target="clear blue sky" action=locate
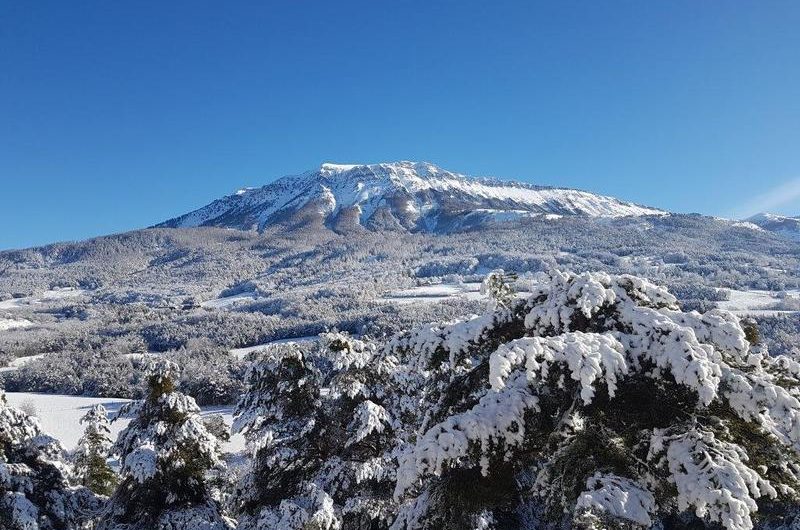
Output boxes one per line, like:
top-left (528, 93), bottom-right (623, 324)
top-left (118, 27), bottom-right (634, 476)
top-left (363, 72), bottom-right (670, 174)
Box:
top-left (2, 1), bottom-right (799, 249)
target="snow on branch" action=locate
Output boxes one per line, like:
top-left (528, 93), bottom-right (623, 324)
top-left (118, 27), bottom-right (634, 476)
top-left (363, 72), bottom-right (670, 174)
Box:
top-left (649, 427), bottom-right (777, 530)
top-left (489, 332), bottom-right (627, 404)
top-left (394, 371), bottom-right (539, 498)
top-left (575, 473), bottom-right (656, 526)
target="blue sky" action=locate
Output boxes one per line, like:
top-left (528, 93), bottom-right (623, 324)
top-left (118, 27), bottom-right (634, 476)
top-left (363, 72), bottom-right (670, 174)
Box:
top-left (2, 1), bottom-right (799, 249)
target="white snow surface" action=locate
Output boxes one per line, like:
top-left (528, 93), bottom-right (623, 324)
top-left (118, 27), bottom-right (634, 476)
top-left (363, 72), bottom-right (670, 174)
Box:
top-left (201, 291), bottom-right (260, 309)
top-left (0, 288), bottom-right (85, 310)
top-left (380, 282), bottom-right (485, 305)
top-left (0, 353), bottom-right (45, 373)
top-left (229, 335), bottom-right (318, 360)
top-left (717, 288), bottom-right (800, 316)
top-left (4, 392), bottom-right (245, 453)
top-left (0, 317), bottom-right (34, 331)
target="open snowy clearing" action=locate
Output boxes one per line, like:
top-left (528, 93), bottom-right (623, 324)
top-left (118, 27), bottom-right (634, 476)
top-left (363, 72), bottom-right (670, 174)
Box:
top-left (380, 281), bottom-right (534, 305)
top-left (230, 335), bottom-right (318, 359)
top-left (717, 288), bottom-right (800, 316)
top-left (0, 288), bottom-right (85, 310)
top-left (201, 291), bottom-right (261, 309)
top-left (0, 353), bottom-right (46, 373)
top-left (380, 282), bottom-right (486, 305)
top-left (5, 392), bottom-right (245, 453)
top-left (0, 316), bottom-right (34, 330)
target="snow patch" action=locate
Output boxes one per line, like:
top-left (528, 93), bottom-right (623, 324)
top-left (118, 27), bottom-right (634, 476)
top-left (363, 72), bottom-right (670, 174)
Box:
top-left (229, 336), bottom-right (318, 360)
top-left (3, 392), bottom-right (246, 453)
top-left (0, 354), bottom-right (46, 373)
top-left (0, 317), bottom-right (34, 331)
top-left (0, 288), bottom-right (85, 311)
top-left (717, 288), bottom-right (800, 316)
top-left (201, 291), bottom-right (260, 309)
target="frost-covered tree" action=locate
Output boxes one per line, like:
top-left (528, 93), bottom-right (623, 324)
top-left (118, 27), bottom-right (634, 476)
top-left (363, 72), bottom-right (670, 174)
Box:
top-left (0, 389), bottom-right (99, 529)
top-left (98, 359), bottom-right (233, 530)
top-left (232, 343), bottom-right (325, 527)
top-left (233, 332), bottom-right (398, 530)
top-left (389, 270), bottom-right (800, 530)
top-left (480, 269), bottom-right (517, 310)
top-left (74, 404), bottom-right (117, 496)
top-left (316, 332), bottom-right (397, 529)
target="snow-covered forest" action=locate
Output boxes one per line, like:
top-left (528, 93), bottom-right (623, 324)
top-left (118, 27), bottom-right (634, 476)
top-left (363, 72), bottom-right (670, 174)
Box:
top-left (3, 269), bottom-right (800, 529)
top-left (2, 201), bottom-right (800, 529)
top-left (2, 214), bottom-right (799, 399)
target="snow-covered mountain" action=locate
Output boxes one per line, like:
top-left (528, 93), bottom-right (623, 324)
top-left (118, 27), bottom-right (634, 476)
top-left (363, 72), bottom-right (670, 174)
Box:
top-left (746, 212), bottom-right (800, 241)
top-left (157, 161), bottom-right (665, 233)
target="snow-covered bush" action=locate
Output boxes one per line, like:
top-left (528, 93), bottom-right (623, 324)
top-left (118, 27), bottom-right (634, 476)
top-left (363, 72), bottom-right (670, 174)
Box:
top-left (98, 359), bottom-right (233, 530)
top-left (388, 270), bottom-right (800, 529)
top-left (0, 388), bottom-right (100, 529)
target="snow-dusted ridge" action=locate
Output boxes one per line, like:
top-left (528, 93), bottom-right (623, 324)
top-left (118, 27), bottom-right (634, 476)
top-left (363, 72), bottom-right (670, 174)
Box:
top-left (157, 161), bottom-right (666, 233)
top-left (746, 212), bottom-right (800, 241)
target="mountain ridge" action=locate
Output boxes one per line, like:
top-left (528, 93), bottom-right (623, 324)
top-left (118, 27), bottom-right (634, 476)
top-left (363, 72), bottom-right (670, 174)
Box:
top-left (746, 212), bottom-right (800, 241)
top-left (156, 161), bottom-right (666, 233)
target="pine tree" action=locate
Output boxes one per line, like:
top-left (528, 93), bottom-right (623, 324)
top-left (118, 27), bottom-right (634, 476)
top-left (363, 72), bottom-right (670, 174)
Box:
top-left (316, 332), bottom-right (397, 529)
top-left (389, 270), bottom-right (800, 530)
top-left (74, 404), bottom-right (117, 496)
top-left (0, 388), bottom-right (100, 529)
top-left (98, 358), bottom-right (233, 530)
top-left (232, 343), bottom-right (329, 528)
top-left (480, 269), bottom-right (518, 310)
top-left (233, 333), bottom-right (398, 530)
top-left (218, 269), bottom-right (800, 529)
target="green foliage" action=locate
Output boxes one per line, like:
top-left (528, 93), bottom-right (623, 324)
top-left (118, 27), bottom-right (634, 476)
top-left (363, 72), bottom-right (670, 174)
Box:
top-left (741, 318), bottom-right (760, 346)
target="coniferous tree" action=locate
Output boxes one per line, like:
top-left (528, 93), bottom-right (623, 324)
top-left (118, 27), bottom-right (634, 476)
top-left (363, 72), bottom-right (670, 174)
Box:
top-left (0, 389), bottom-right (100, 529)
top-left (74, 404), bottom-right (117, 496)
top-left (480, 269), bottom-right (518, 309)
top-left (232, 343), bottom-right (328, 528)
top-left (233, 332), bottom-right (398, 530)
top-left (98, 358), bottom-right (233, 530)
top-left (389, 271), bottom-right (800, 530)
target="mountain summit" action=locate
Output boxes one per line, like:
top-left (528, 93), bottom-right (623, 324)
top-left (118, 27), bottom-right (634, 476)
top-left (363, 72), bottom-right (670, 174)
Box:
top-left (157, 161), bottom-right (665, 233)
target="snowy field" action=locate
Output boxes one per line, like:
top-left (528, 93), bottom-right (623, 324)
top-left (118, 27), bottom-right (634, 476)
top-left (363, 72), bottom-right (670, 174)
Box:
top-left (201, 291), bottom-right (260, 309)
top-left (380, 282), bottom-right (486, 305)
top-left (0, 316), bottom-right (34, 330)
top-left (5, 392), bottom-right (245, 453)
top-left (717, 288), bottom-right (800, 316)
top-left (0, 353), bottom-right (45, 373)
top-left (380, 281), bottom-right (534, 305)
top-left (0, 288), bottom-right (85, 310)
top-left (230, 335), bottom-right (318, 359)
